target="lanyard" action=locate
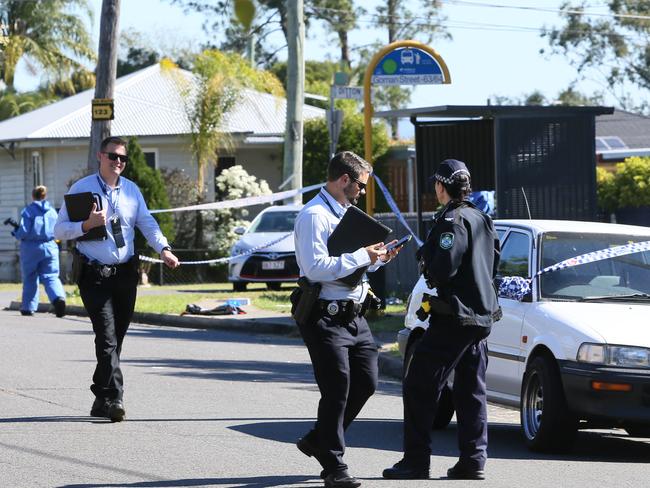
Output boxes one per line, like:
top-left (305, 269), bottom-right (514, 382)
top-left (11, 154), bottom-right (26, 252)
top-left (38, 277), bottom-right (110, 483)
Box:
top-left (319, 190), bottom-right (342, 219)
top-left (96, 175), bottom-right (120, 215)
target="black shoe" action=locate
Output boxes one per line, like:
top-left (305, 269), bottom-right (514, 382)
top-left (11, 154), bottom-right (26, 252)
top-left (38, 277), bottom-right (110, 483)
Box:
top-left (447, 463), bottom-right (485, 480)
top-left (20, 310), bottom-right (34, 316)
top-left (108, 399), bottom-right (126, 422)
top-left (53, 298), bottom-right (66, 318)
top-left (382, 459), bottom-right (430, 480)
top-left (324, 470), bottom-right (361, 488)
top-left (90, 397), bottom-right (110, 417)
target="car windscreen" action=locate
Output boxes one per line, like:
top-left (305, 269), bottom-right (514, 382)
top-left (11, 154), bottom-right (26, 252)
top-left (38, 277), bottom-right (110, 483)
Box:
top-left (247, 211), bottom-right (298, 233)
top-left (539, 232), bottom-right (650, 300)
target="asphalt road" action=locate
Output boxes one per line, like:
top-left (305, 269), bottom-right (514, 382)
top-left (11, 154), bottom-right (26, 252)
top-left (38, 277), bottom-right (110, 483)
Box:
top-left (1, 309), bottom-right (648, 488)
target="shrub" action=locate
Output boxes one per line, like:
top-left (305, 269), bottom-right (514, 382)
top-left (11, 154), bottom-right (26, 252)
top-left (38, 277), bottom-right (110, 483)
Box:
top-left (596, 157), bottom-right (650, 212)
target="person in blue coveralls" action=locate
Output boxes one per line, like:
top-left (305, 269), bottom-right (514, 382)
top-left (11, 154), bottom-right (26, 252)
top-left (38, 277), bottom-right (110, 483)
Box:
top-left (12, 185), bottom-right (66, 317)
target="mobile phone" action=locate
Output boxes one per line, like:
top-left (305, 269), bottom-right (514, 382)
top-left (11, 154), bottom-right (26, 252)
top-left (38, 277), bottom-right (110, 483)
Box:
top-left (385, 234), bottom-right (412, 252)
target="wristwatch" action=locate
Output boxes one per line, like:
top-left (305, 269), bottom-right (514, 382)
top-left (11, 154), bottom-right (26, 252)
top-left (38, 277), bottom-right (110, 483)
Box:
top-left (161, 246), bottom-right (172, 253)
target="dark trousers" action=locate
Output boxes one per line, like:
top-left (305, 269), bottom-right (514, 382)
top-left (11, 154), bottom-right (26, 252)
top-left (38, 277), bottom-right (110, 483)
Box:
top-left (78, 263), bottom-right (138, 400)
top-left (403, 318), bottom-right (490, 469)
top-left (298, 313), bottom-right (379, 474)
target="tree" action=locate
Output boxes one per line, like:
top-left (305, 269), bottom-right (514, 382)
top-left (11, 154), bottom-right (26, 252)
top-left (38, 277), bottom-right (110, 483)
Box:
top-left (0, 90), bottom-right (58, 120)
top-left (543, 1), bottom-right (650, 112)
top-left (0, 0), bottom-right (95, 91)
top-left (121, 137), bottom-right (175, 255)
top-left (490, 87), bottom-right (603, 106)
top-left (160, 167), bottom-right (200, 250)
top-left (270, 59), bottom-right (338, 108)
top-left (302, 107), bottom-right (390, 191)
top-left (307, 0), bottom-right (362, 70)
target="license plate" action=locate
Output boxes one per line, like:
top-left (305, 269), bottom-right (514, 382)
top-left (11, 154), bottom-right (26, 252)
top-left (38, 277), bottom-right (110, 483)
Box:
top-left (262, 260), bottom-right (285, 270)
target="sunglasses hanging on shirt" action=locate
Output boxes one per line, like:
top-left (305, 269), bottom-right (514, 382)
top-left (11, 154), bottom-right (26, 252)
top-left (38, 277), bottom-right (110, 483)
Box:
top-left (110, 215), bottom-right (126, 248)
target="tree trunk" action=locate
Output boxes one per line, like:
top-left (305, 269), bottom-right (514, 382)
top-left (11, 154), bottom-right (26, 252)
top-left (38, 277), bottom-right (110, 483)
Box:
top-left (87, 0), bottom-right (120, 171)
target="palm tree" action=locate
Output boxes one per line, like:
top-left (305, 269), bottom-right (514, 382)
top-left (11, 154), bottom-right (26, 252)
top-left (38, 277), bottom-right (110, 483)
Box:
top-left (0, 0), bottom-right (95, 91)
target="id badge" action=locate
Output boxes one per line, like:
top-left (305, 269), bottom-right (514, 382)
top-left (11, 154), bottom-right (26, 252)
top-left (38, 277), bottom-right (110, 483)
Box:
top-left (111, 215), bottom-right (126, 248)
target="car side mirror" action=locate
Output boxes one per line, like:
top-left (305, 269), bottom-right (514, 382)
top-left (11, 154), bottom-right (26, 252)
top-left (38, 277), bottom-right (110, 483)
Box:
top-left (498, 276), bottom-right (532, 302)
top-left (233, 226), bottom-right (246, 235)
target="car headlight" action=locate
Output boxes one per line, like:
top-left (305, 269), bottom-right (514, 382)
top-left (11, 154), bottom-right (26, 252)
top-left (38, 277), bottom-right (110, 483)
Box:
top-left (577, 343), bottom-right (650, 367)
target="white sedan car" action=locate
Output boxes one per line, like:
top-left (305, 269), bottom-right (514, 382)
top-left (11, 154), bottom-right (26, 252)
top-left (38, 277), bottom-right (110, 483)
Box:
top-left (228, 205), bottom-right (301, 291)
top-left (397, 219), bottom-right (650, 452)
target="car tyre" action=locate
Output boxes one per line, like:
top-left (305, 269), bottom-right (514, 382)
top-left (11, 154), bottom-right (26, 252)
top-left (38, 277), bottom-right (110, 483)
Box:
top-left (233, 282), bottom-right (247, 292)
top-left (520, 356), bottom-right (578, 452)
top-left (266, 282), bottom-right (282, 291)
top-left (403, 332), bottom-right (455, 430)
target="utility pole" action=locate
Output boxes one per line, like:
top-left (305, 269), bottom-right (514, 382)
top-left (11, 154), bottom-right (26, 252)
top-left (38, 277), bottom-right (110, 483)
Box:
top-left (283, 0), bottom-right (304, 204)
top-left (87, 0), bottom-right (120, 171)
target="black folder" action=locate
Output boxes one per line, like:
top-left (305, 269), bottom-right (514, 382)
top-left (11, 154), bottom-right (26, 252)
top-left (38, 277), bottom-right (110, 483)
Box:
top-left (327, 205), bottom-right (392, 287)
top-left (64, 192), bottom-right (107, 241)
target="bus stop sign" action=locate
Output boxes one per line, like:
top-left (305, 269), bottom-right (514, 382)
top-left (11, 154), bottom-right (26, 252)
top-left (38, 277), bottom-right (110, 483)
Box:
top-left (371, 47), bottom-right (445, 86)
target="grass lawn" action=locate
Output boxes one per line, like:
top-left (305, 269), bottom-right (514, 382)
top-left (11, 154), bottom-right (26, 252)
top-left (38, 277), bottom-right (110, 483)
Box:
top-left (5, 280), bottom-right (407, 334)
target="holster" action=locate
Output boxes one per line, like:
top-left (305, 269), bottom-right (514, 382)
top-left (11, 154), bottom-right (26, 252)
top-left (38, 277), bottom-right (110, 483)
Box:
top-left (71, 248), bottom-right (88, 285)
top-left (291, 276), bottom-right (322, 325)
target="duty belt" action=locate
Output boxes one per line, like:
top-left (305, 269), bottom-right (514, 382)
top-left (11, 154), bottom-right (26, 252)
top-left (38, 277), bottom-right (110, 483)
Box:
top-left (318, 299), bottom-right (364, 318)
top-left (91, 263), bottom-right (118, 278)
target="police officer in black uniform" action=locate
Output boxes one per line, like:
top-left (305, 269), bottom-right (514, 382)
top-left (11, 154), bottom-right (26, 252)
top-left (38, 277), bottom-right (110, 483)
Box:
top-left (383, 159), bottom-right (501, 481)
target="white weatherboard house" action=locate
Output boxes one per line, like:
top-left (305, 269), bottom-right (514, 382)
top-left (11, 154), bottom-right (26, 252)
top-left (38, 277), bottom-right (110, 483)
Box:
top-left (0, 63), bottom-right (324, 281)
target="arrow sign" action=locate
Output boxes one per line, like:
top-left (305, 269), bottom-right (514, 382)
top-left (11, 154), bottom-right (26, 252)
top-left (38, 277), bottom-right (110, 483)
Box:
top-left (92, 98), bottom-right (114, 120)
top-left (372, 47), bottom-right (445, 85)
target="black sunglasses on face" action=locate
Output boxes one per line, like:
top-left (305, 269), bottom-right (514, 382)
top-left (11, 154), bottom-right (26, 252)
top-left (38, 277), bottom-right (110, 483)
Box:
top-left (347, 174), bottom-right (367, 191)
top-left (104, 152), bottom-right (129, 163)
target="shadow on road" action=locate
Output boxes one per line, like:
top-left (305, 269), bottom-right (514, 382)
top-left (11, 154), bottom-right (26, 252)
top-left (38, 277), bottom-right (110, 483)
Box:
top-left (59, 474), bottom-right (316, 488)
top-left (230, 418), bottom-right (650, 464)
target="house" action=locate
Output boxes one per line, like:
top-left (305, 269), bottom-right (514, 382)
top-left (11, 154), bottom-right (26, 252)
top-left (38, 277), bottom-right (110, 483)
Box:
top-left (0, 63), bottom-right (324, 281)
top-left (595, 109), bottom-right (650, 168)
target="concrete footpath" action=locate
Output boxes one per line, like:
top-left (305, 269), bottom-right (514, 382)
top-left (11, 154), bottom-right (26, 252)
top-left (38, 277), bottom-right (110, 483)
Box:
top-left (5, 292), bottom-right (404, 380)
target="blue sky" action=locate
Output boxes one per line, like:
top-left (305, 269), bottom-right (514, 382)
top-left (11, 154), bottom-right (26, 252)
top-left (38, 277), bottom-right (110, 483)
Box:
top-left (12, 0), bottom-right (640, 136)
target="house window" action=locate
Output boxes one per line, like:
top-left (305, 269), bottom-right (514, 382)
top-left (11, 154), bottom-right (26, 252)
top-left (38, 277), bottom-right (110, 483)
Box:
top-left (31, 151), bottom-right (43, 187)
top-left (142, 148), bottom-right (158, 170)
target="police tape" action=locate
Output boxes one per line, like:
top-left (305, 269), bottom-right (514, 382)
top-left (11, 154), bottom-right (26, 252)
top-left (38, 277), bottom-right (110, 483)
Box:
top-left (373, 174), bottom-right (423, 247)
top-left (150, 183), bottom-right (324, 214)
top-left (140, 232), bottom-right (294, 265)
top-left (536, 240), bottom-right (650, 276)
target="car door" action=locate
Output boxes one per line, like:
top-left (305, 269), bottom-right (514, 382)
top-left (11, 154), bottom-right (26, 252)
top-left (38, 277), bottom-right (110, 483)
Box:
top-left (487, 227), bottom-right (533, 405)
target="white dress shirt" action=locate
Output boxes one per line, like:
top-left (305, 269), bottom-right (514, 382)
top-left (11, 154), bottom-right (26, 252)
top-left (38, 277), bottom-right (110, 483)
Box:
top-left (54, 173), bottom-right (169, 265)
top-left (294, 188), bottom-right (383, 302)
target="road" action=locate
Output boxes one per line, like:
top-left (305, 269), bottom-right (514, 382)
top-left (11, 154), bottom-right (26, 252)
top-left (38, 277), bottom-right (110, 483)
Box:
top-left (0, 309), bottom-right (648, 488)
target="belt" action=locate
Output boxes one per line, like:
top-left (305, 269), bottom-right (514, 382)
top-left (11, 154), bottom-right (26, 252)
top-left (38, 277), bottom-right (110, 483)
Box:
top-left (318, 299), bottom-right (363, 318)
top-left (85, 260), bottom-right (131, 278)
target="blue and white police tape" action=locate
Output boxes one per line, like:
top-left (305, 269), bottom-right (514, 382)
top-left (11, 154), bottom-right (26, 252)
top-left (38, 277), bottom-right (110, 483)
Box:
top-left (373, 174), bottom-right (423, 247)
top-left (536, 240), bottom-right (650, 276)
top-left (140, 232), bottom-right (293, 265)
top-left (150, 183), bottom-right (324, 214)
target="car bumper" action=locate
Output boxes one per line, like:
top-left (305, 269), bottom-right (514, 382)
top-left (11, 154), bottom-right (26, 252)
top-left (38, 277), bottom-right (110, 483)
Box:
top-left (228, 253), bottom-right (299, 282)
top-left (560, 360), bottom-right (650, 424)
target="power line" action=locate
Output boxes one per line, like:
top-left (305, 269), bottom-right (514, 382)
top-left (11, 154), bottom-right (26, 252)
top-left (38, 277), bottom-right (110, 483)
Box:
top-left (442, 0), bottom-right (650, 21)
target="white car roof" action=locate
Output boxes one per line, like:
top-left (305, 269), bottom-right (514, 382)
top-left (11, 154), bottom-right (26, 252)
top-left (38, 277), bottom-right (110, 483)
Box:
top-left (258, 204), bottom-right (303, 214)
top-left (495, 219), bottom-right (650, 237)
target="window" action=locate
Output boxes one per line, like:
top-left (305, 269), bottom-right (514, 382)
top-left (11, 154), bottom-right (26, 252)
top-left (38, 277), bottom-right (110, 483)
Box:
top-left (247, 211), bottom-right (298, 233)
top-left (142, 148), bottom-right (158, 170)
top-left (498, 231), bottom-right (531, 278)
top-left (31, 151), bottom-right (43, 187)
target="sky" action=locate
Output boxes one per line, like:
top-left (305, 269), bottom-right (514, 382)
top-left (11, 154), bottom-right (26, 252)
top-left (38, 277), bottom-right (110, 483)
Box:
top-left (12, 0), bottom-right (639, 137)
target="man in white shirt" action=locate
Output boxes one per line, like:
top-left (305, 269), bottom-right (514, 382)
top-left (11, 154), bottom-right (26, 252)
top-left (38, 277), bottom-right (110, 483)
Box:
top-left (55, 136), bottom-right (179, 422)
top-left (293, 151), bottom-right (398, 488)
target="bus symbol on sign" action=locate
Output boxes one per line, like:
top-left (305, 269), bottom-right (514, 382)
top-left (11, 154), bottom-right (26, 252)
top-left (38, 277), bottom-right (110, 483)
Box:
top-left (91, 98), bottom-right (114, 120)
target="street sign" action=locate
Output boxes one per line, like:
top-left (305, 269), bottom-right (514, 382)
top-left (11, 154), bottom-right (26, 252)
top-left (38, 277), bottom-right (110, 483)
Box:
top-left (334, 72), bottom-right (349, 86)
top-left (327, 109), bottom-right (343, 158)
top-left (331, 86), bottom-right (364, 100)
top-left (371, 47), bottom-right (445, 86)
top-left (91, 98), bottom-right (114, 120)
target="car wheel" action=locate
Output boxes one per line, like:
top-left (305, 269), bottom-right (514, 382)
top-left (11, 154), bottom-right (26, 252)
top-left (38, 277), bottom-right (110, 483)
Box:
top-left (266, 282), bottom-right (282, 291)
top-left (233, 282), bottom-right (247, 292)
top-left (520, 356), bottom-right (578, 452)
top-left (403, 332), bottom-right (455, 430)
top-left (625, 424), bottom-right (650, 438)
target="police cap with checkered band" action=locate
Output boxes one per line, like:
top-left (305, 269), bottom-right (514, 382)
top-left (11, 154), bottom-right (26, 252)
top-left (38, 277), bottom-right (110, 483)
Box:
top-left (432, 159), bottom-right (471, 191)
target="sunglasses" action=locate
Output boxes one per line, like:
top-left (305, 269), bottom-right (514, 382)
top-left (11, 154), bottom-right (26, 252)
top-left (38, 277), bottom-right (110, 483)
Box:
top-left (347, 174), bottom-right (367, 191)
top-left (103, 152), bottom-right (129, 164)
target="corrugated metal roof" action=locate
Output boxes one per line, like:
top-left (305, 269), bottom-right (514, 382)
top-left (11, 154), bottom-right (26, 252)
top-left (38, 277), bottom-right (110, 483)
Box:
top-left (0, 64), bottom-right (324, 143)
